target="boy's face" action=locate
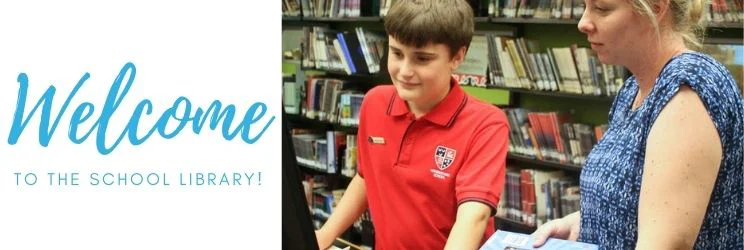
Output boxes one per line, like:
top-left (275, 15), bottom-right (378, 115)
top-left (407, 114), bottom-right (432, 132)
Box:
top-left (387, 36), bottom-right (464, 108)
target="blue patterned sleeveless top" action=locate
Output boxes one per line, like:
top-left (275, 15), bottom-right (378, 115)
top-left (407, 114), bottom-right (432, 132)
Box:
top-left (579, 52), bottom-right (744, 249)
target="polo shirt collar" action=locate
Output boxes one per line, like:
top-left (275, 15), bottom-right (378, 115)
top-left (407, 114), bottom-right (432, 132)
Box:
top-left (386, 77), bottom-right (468, 127)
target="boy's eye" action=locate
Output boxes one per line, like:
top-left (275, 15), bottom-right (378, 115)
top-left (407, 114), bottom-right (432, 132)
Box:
top-left (392, 51), bottom-right (403, 58)
top-left (417, 57), bottom-right (431, 62)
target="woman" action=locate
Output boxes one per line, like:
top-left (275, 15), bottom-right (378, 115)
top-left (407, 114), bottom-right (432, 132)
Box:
top-left (532, 0), bottom-right (743, 249)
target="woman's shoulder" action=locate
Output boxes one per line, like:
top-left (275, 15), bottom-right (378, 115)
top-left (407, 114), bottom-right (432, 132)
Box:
top-left (663, 52), bottom-right (733, 83)
top-left (659, 52), bottom-right (742, 101)
top-left (658, 52), bottom-right (744, 140)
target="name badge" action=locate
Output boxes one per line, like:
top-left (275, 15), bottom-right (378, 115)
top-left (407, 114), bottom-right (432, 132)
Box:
top-left (368, 136), bottom-right (385, 145)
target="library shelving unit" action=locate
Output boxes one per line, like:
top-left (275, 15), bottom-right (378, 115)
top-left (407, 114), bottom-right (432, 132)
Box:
top-left (507, 153), bottom-right (582, 172)
top-left (487, 85), bottom-right (615, 102)
top-left (282, 5), bottom-right (743, 246)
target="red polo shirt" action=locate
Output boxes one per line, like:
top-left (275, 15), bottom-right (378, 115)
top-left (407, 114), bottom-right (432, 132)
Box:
top-left (357, 79), bottom-right (509, 249)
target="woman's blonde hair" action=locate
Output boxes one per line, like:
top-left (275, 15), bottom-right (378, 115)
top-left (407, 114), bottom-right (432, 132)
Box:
top-left (631, 0), bottom-right (707, 49)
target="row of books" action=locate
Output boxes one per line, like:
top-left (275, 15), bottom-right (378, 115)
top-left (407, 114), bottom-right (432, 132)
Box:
top-left (301, 156), bottom-right (583, 229)
top-left (457, 39), bottom-right (741, 97)
top-left (287, 44), bottom-right (740, 107)
top-left (709, 0), bottom-right (744, 23)
top-left (302, 176), bottom-right (344, 228)
top-left (490, 0), bottom-right (744, 24)
top-left (466, 34), bottom-right (628, 96)
top-left (301, 26), bottom-right (386, 75)
top-left (490, 0), bottom-right (585, 20)
top-left (283, 76), bottom-right (303, 115)
top-left (497, 167), bottom-right (580, 227)
top-left (284, 0), bottom-right (742, 26)
top-left (281, 0), bottom-right (472, 18)
top-left (505, 108), bottom-right (608, 166)
top-left (343, 134), bottom-right (359, 177)
top-left (281, 0), bottom-right (567, 20)
top-left (292, 129), bottom-right (359, 175)
top-left (288, 77), bottom-right (365, 126)
top-left (303, 176), bottom-right (373, 236)
top-left (313, 188), bottom-right (345, 224)
top-left (283, 0), bottom-right (381, 18)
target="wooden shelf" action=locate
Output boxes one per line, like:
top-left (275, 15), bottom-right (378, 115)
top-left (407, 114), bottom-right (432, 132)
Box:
top-left (284, 16), bottom-right (581, 25)
top-left (282, 15), bottom-right (302, 21)
top-left (296, 157), bottom-right (332, 174)
top-left (287, 114), bottom-right (359, 132)
top-left (490, 17), bottom-right (580, 25)
top-left (282, 59), bottom-right (302, 64)
top-left (487, 86), bottom-right (615, 102)
top-left (297, 158), bottom-right (356, 182)
top-left (305, 16), bottom-right (382, 22)
top-left (474, 17), bottom-right (489, 23)
top-left (283, 16), bottom-right (382, 23)
top-left (707, 22), bottom-right (743, 29)
top-left (495, 216), bottom-right (537, 232)
top-left (299, 67), bottom-right (383, 77)
top-left (705, 37), bottom-right (744, 45)
top-left (284, 16), bottom-right (742, 31)
top-left (507, 153), bottom-right (583, 172)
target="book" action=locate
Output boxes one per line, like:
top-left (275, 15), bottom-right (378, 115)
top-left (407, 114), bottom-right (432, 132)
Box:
top-left (480, 230), bottom-right (598, 250)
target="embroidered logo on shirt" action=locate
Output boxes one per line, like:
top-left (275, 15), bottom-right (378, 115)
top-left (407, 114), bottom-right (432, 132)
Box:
top-left (434, 145), bottom-right (456, 170)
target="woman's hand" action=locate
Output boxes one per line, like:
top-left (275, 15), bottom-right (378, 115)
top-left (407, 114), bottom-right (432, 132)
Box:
top-left (531, 211), bottom-right (581, 247)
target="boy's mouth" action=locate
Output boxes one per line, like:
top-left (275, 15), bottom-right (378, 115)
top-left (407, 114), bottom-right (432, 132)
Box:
top-left (397, 80), bottom-right (420, 87)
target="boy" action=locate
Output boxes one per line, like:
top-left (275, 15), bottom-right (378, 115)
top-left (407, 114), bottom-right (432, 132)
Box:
top-left (315, 0), bottom-right (509, 249)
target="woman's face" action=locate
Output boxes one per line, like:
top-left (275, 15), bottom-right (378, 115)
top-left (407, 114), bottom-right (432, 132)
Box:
top-left (578, 0), bottom-right (656, 66)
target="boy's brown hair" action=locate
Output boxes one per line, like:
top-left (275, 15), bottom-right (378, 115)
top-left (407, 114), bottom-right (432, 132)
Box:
top-left (383, 0), bottom-right (474, 59)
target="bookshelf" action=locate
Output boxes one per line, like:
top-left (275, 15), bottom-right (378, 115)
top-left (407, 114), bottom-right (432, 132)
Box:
top-left (283, 16), bottom-right (494, 23)
top-left (298, 158), bottom-right (335, 174)
top-left (299, 67), bottom-right (384, 78)
top-left (287, 114), bottom-right (358, 132)
top-left (495, 216), bottom-right (538, 232)
top-left (283, 0), bottom-right (744, 244)
top-left (507, 153), bottom-right (582, 172)
top-left (304, 16), bottom-right (383, 22)
top-left (490, 17), bottom-right (579, 24)
top-left (487, 86), bottom-right (614, 102)
top-left (707, 22), bottom-right (744, 29)
top-left (282, 15), bottom-right (303, 21)
top-left (285, 16), bottom-right (744, 32)
top-left (297, 157), bottom-right (357, 179)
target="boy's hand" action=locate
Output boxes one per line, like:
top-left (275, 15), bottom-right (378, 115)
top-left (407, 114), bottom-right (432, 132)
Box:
top-left (315, 229), bottom-right (334, 250)
top-left (531, 212), bottom-right (580, 247)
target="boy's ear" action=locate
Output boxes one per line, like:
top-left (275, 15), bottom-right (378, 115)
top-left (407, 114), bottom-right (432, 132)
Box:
top-left (452, 46), bottom-right (467, 69)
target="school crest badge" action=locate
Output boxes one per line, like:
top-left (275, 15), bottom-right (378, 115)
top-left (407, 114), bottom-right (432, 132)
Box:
top-left (434, 146), bottom-right (456, 170)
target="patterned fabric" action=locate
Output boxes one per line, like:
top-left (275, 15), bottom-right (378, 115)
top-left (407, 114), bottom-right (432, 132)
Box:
top-left (579, 52), bottom-right (744, 249)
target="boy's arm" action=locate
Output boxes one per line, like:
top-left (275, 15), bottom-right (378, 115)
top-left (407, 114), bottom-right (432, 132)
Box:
top-left (635, 86), bottom-right (722, 249)
top-left (444, 201), bottom-right (492, 250)
top-left (447, 113), bottom-right (510, 249)
top-left (316, 174), bottom-right (368, 249)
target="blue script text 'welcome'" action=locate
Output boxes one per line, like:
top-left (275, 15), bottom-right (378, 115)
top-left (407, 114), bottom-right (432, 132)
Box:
top-left (7, 62), bottom-right (275, 155)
